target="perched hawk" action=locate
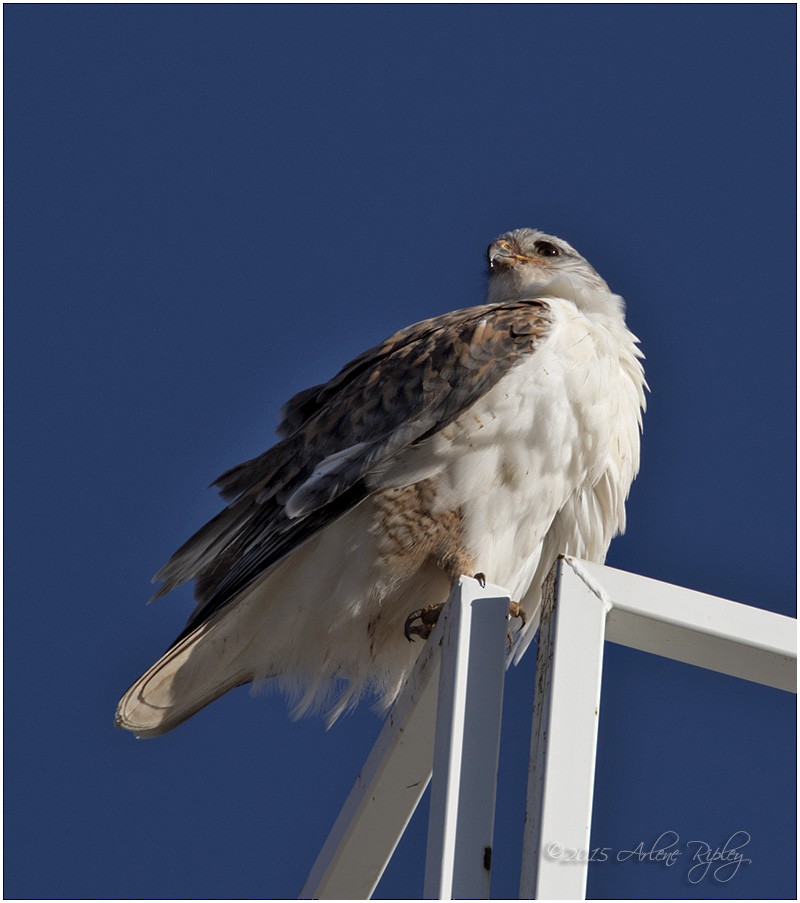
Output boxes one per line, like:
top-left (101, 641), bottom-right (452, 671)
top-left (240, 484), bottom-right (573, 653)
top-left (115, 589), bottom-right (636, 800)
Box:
top-left (116, 228), bottom-right (646, 737)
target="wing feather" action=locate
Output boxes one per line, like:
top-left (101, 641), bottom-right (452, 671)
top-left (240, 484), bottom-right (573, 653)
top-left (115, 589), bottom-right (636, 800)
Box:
top-left (154, 299), bottom-right (553, 640)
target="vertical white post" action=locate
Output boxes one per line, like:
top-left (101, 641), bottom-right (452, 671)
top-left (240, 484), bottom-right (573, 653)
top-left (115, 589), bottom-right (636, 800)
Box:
top-left (423, 576), bottom-right (511, 900)
top-left (520, 559), bottom-right (608, 900)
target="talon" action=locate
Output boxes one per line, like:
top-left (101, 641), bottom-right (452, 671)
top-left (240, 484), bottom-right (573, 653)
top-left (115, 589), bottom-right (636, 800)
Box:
top-left (404, 608), bottom-right (425, 642)
top-left (403, 603), bottom-right (444, 642)
top-left (473, 572), bottom-right (486, 588)
top-left (506, 601), bottom-right (527, 647)
top-left (508, 600), bottom-right (527, 628)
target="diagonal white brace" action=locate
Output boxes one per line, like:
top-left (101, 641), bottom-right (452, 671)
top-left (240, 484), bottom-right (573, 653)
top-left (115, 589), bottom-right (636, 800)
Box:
top-left (299, 620), bottom-right (440, 900)
top-left (423, 577), bottom-right (511, 900)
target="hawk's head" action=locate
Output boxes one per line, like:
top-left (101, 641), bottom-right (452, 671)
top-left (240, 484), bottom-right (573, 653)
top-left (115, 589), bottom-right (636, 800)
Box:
top-left (486, 228), bottom-right (611, 308)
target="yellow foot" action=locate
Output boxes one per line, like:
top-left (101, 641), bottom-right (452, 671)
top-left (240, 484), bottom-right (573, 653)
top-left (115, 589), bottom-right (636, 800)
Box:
top-left (506, 600), bottom-right (527, 647)
top-left (509, 600), bottom-right (527, 627)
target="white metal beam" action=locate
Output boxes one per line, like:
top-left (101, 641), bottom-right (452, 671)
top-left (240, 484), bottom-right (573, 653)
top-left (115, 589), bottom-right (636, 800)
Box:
top-left (520, 559), bottom-right (608, 900)
top-left (299, 609), bottom-right (442, 899)
top-left (572, 558), bottom-right (796, 692)
top-left (423, 577), bottom-right (511, 900)
top-left (301, 576), bottom-right (511, 900)
top-left (520, 556), bottom-right (796, 901)
top-left (304, 557), bottom-right (796, 901)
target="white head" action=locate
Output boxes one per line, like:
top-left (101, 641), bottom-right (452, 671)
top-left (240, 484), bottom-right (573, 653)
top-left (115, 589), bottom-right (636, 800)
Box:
top-left (486, 228), bottom-right (614, 312)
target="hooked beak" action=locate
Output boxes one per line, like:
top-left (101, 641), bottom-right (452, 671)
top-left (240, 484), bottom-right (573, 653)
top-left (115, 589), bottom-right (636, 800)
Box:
top-left (488, 239), bottom-right (531, 271)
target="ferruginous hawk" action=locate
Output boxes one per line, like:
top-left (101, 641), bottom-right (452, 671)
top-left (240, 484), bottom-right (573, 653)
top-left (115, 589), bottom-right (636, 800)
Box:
top-left (116, 228), bottom-right (646, 737)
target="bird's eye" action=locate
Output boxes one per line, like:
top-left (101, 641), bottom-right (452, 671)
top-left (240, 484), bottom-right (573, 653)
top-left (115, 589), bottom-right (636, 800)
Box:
top-left (533, 240), bottom-right (561, 257)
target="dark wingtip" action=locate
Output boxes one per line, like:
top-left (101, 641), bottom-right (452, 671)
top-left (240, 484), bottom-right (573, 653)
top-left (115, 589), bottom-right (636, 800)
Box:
top-left (210, 467), bottom-right (242, 502)
top-left (147, 585), bottom-right (168, 605)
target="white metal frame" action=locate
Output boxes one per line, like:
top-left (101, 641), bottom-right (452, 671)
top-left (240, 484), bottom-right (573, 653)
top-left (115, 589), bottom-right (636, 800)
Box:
top-left (301, 558), bottom-right (796, 900)
top-left (301, 576), bottom-right (511, 900)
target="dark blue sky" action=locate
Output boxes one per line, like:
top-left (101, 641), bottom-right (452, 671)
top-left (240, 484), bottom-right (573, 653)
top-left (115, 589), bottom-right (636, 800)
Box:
top-left (5, 4), bottom-right (795, 899)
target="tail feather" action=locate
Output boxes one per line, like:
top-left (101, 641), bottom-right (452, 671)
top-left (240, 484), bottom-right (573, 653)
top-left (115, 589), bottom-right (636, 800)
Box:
top-left (117, 504), bottom-right (396, 736)
top-left (115, 615), bottom-right (255, 738)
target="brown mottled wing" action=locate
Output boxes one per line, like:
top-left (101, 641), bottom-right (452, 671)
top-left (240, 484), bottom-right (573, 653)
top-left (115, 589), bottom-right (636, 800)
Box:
top-left (154, 299), bottom-right (553, 642)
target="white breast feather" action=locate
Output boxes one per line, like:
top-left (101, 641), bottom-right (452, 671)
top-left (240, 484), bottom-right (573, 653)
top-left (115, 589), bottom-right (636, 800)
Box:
top-left (239, 293), bottom-right (645, 719)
